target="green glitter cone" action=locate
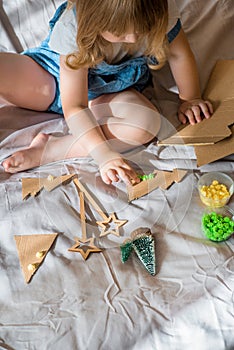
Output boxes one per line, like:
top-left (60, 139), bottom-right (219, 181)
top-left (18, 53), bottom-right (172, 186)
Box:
top-left (120, 241), bottom-right (133, 263)
top-left (132, 235), bottom-right (156, 275)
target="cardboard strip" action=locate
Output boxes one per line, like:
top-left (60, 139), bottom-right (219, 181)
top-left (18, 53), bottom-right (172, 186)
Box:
top-left (79, 191), bottom-right (87, 240)
top-left (73, 178), bottom-right (128, 237)
top-left (73, 178), bottom-right (108, 220)
top-left (68, 184), bottom-right (102, 260)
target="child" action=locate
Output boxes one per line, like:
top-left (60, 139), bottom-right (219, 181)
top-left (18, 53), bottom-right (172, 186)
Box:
top-left (0, 0), bottom-right (212, 185)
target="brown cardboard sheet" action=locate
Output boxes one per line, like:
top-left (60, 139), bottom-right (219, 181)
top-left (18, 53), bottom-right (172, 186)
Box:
top-left (158, 60), bottom-right (234, 165)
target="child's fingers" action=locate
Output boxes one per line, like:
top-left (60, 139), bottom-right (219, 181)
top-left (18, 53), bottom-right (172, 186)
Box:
top-left (118, 166), bottom-right (140, 185)
top-left (181, 109), bottom-right (196, 125)
top-left (101, 172), bottom-right (112, 185)
top-left (201, 100), bottom-right (213, 117)
top-left (102, 166), bottom-right (137, 185)
top-left (106, 169), bottom-right (119, 183)
top-left (121, 165), bottom-right (140, 183)
top-left (178, 111), bottom-right (187, 125)
top-left (179, 102), bottom-right (213, 125)
top-left (179, 99), bottom-right (214, 125)
top-left (204, 100), bottom-right (213, 113)
top-left (190, 105), bottom-right (202, 123)
top-left (100, 157), bottom-right (140, 185)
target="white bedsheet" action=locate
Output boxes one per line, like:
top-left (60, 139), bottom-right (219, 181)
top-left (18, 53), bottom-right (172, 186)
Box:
top-left (0, 1), bottom-right (234, 349)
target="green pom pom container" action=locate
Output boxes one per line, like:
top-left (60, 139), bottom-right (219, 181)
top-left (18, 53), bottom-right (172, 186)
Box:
top-left (201, 207), bottom-right (234, 242)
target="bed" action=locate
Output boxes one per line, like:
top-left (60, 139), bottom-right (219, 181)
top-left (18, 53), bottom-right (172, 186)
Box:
top-left (0, 1), bottom-right (234, 349)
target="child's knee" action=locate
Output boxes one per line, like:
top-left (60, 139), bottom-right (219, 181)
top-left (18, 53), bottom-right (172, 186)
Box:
top-left (126, 103), bottom-right (161, 140)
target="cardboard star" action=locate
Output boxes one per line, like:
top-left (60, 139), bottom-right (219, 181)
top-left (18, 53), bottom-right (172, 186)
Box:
top-left (22, 174), bottom-right (75, 200)
top-left (68, 237), bottom-right (102, 260)
top-left (97, 212), bottom-right (128, 237)
top-left (14, 233), bottom-right (58, 283)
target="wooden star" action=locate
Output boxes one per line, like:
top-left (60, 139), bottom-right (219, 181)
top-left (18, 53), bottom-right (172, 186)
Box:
top-left (97, 213), bottom-right (128, 237)
top-left (68, 237), bottom-right (102, 260)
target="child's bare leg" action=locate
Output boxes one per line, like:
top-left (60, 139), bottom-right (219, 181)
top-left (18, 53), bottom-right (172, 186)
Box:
top-left (0, 52), bottom-right (56, 110)
top-left (90, 88), bottom-right (161, 152)
top-left (2, 133), bottom-right (88, 173)
top-left (2, 85), bottom-right (160, 173)
top-left (0, 52), bottom-right (57, 172)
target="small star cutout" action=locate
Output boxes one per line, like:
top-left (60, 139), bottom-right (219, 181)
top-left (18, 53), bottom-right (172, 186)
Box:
top-left (97, 213), bottom-right (128, 237)
top-left (68, 237), bottom-right (102, 260)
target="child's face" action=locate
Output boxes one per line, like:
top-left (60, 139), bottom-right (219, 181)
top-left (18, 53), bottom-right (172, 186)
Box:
top-left (101, 31), bottom-right (139, 43)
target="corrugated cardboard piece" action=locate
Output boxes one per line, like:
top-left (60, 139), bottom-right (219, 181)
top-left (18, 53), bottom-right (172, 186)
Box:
top-left (14, 233), bottom-right (58, 283)
top-left (158, 60), bottom-right (234, 166)
top-left (22, 174), bottom-right (75, 199)
top-left (127, 169), bottom-right (187, 201)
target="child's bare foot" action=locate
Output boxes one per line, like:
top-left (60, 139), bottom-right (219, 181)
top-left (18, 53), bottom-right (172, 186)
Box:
top-left (2, 133), bottom-right (50, 173)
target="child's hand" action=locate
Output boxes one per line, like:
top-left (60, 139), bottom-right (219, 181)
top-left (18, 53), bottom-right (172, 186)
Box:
top-left (99, 157), bottom-right (140, 185)
top-left (178, 98), bottom-right (213, 125)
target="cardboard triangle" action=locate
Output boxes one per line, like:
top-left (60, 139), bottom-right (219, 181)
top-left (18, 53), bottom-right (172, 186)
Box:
top-left (14, 233), bottom-right (58, 283)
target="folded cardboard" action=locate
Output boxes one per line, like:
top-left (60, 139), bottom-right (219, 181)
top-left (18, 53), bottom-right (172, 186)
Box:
top-left (158, 60), bottom-right (234, 166)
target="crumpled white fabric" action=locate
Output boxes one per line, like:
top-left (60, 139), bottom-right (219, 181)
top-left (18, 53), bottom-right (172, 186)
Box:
top-left (0, 1), bottom-right (234, 349)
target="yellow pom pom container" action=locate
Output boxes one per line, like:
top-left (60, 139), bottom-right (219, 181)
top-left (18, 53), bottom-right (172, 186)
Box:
top-left (198, 172), bottom-right (233, 208)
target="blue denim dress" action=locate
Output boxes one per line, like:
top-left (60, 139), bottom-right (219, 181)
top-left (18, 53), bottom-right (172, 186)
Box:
top-left (22, 1), bottom-right (181, 115)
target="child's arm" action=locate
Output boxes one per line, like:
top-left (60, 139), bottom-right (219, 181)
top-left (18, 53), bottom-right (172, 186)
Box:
top-left (167, 29), bottom-right (213, 125)
top-left (59, 55), bottom-right (138, 185)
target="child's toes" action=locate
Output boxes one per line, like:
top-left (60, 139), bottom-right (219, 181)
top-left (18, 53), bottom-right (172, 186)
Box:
top-left (2, 154), bottom-right (22, 172)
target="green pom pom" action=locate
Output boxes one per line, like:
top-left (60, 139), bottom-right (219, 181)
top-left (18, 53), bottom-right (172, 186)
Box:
top-left (202, 212), bottom-right (234, 241)
top-left (137, 173), bottom-right (155, 181)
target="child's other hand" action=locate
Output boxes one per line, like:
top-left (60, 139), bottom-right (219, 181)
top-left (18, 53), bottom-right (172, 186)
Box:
top-left (178, 98), bottom-right (213, 125)
top-left (100, 157), bottom-right (140, 185)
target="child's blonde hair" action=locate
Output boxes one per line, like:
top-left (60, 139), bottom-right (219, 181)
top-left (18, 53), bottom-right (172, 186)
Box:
top-left (66, 0), bottom-right (168, 70)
